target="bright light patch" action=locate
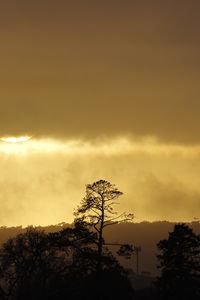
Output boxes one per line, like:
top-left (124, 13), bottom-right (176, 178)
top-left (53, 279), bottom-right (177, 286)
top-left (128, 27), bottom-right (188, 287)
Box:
top-left (0, 136), bottom-right (200, 157)
top-left (0, 136), bottom-right (32, 143)
top-left (0, 136), bottom-right (200, 226)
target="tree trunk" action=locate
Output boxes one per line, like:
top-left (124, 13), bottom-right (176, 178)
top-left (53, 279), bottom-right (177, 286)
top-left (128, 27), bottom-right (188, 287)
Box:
top-left (97, 194), bottom-right (104, 273)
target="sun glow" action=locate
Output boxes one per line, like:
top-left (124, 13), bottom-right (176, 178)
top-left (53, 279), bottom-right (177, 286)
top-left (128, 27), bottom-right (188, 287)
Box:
top-left (0, 136), bottom-right (200, 157)
top-left (0, 136), bottom-right (32, 143)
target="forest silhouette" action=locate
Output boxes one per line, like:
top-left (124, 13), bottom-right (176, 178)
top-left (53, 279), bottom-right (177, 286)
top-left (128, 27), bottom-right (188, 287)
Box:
top-left (0, 180), bottom-right (199, 300)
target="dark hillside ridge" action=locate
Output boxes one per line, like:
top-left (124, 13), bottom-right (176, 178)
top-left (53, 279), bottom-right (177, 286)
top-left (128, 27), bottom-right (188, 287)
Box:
top-left (0, 221), bottom-right (199, 276)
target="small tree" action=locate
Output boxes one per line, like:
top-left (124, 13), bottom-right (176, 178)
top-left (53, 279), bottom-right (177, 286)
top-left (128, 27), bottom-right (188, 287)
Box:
top-left (156, 223), bottom-right (200, 300)
top-left (75, 180), bottom-right (134, 272)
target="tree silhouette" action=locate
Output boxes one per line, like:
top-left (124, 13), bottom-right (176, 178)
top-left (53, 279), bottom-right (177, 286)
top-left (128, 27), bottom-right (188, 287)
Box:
top-left (75, 180), bottom-right (134, 272)
top-left (0, 223), bottom-right (134, 300)
top-left (0, 227), bottom-right (65, 300)
top-left (156, 223), bottom-right (200, 300)
top-left (48, 218), bottom-right (99, 277)
top-left (51, 221), bottom-right (133, 300)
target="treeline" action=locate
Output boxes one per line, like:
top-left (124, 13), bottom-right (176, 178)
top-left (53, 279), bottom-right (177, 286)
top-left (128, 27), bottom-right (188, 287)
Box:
top-left (0, 180), bottom-right (200, 300)
top-left (0, 223), bottom-right (133, 300)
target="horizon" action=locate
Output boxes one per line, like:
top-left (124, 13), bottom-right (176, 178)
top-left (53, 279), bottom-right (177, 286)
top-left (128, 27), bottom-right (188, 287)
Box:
top-left (1, 220), bottom-right (200, 230)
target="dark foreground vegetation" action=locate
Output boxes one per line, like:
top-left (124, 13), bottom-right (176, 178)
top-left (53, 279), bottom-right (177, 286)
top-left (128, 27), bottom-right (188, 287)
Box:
top-left (0, 180), bottom-right (199, 300)
top-left (0, 224), bottom-right (133, 300)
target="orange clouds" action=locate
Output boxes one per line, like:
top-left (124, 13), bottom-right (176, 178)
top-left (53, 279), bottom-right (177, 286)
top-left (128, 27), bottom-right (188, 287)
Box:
top-left (0, 137), bottom-right (199, 226)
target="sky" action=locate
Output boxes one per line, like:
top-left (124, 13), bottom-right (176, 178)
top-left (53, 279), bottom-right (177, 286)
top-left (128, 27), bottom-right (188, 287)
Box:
top-left (0, 0), bottom-right (200, 226)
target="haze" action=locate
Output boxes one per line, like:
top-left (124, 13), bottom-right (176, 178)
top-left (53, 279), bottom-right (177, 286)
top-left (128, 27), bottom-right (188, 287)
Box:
top-left (0, 0), bottom-right (200, 226)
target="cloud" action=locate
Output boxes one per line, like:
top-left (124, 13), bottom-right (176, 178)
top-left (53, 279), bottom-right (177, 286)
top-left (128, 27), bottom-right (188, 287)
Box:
top-left (0, 1), bottom-right (200, 143)
top-left (135, 175), bottom-right (200, 221)
top-left (1, 1), bottom-right (200, 225)
top-left (0, 137), bottom-right (200, 226)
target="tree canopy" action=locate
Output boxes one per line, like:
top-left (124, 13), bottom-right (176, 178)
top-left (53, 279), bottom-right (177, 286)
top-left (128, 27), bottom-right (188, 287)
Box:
top-left (0, 219), bottom-right (133, 300)
top-left (156, 223), bottom-right (200, 300)
top-left (75, 180), bottom-right (134, 272)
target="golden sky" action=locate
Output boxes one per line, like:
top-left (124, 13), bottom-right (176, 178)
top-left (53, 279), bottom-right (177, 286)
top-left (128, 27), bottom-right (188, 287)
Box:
top-left (0, 1), bottom-right (200, 225)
